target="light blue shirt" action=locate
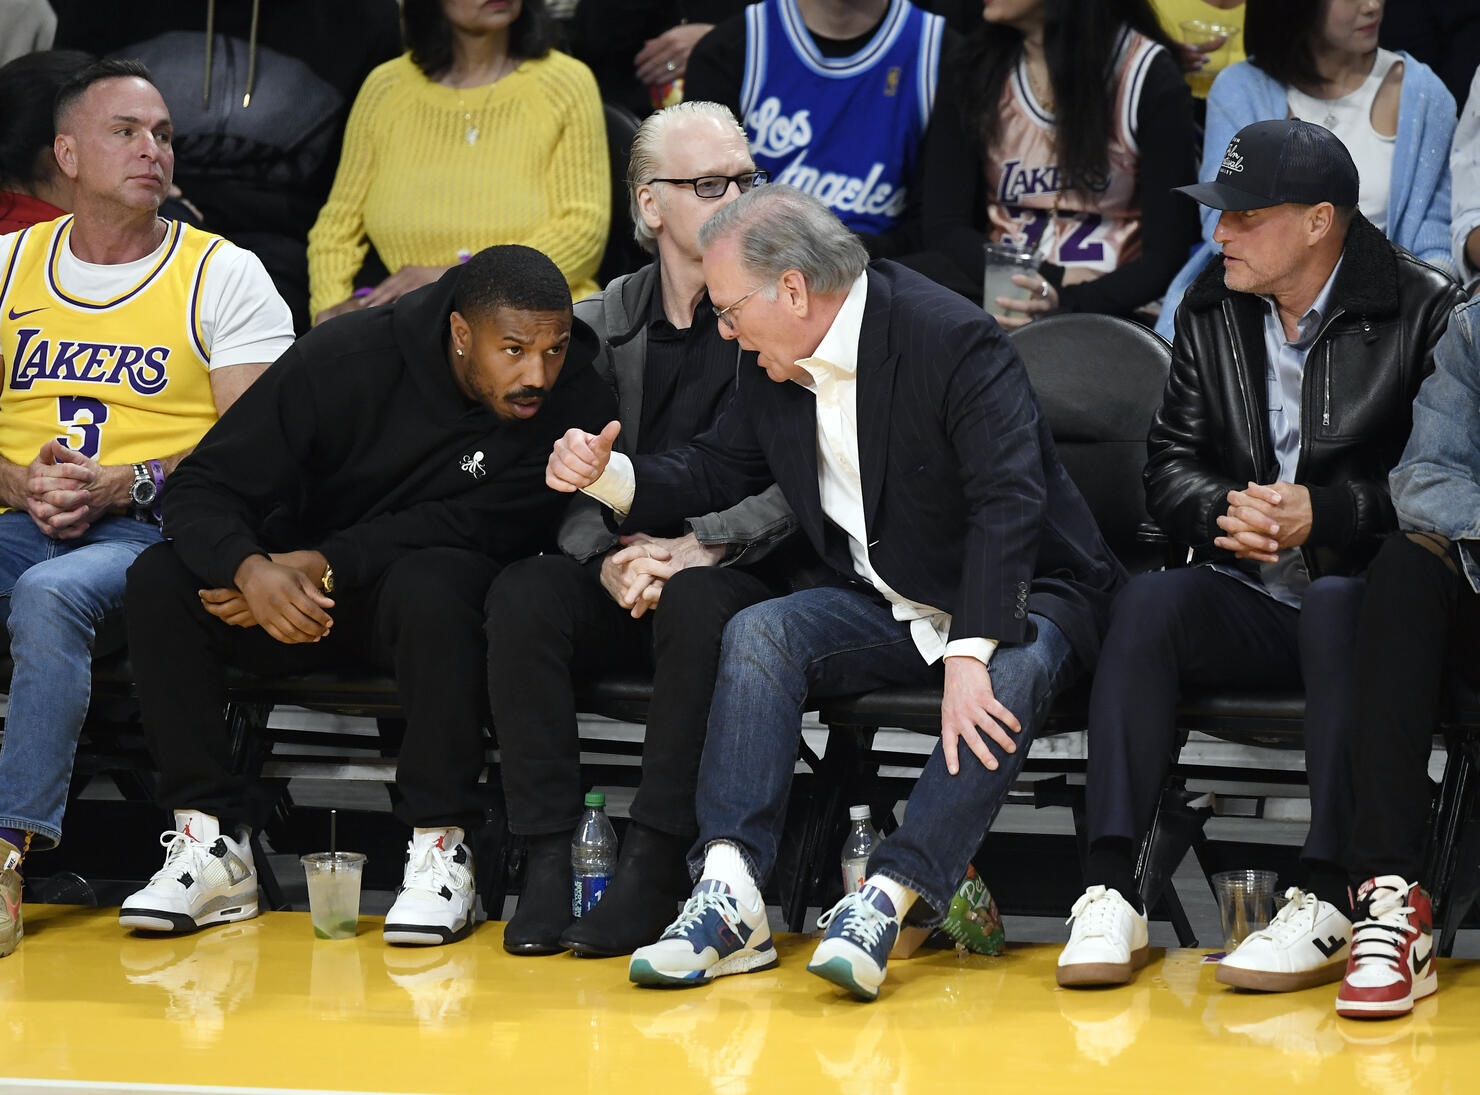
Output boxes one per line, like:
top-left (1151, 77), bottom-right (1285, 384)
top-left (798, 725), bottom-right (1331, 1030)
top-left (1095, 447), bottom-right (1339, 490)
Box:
top-left (1211, 258), bottom-right (1342, 608)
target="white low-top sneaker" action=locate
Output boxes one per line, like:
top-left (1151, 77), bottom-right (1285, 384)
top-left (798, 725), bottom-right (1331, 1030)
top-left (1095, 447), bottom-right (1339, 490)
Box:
top-left (1057, 885), bottom-right (1149, 987)
top-left (120, 811), bottom-right (258, 933)
top-left (1217, 886), bottom-right (1351, 992)
top-left (384, 828), bottom-right (476, 945)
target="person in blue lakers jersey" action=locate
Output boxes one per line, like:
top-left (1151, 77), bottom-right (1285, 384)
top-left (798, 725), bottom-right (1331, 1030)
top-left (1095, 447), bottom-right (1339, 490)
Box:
top-left (684, 0), bottom-right (952, 255)
top-left (0, 59), bottom-right (293, 958)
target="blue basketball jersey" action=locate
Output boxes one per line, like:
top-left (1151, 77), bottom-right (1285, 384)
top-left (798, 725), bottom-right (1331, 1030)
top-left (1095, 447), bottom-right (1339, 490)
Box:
top-left (739, 0), bottom-right (943, 235)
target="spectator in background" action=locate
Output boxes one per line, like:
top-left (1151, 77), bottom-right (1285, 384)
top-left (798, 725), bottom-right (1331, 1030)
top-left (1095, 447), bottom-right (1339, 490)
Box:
top-left (0, 0), bottom-right (55, 66)
top-left (1379, 0), bottom-right (1480, 107)
top-left (683, 0), bottom-right (956, 258)
top-left (570, 0), bottom-right (749, 117)
top-left (0, 50), bottom-right (90, 232)
top-left (53, 0), bottom-right (403, 334)
top-left (1156, 0), bottom-right (1457, 341)
top-left (1451, 67), bottom-right (1480, 294)
top-left (308, 0), bottom-right (608, 325)
top-left (913, 0), bottom-right (1199, 326)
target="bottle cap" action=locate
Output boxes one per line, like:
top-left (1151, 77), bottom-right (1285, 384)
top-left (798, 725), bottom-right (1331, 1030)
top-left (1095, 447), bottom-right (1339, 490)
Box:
top-left (849, 804), bottom-right (871, 821)
top-left (584, 792), bottom-right (606, 808)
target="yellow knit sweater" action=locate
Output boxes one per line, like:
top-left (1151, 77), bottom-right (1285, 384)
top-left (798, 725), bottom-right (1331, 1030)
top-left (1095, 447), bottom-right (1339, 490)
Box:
top-left (307, 51), bottom-right (609, 317)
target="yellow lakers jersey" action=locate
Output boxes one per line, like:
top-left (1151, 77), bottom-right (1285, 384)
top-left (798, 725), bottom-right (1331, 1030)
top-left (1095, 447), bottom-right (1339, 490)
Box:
top-left (0, 216), bottom-right (223, 467)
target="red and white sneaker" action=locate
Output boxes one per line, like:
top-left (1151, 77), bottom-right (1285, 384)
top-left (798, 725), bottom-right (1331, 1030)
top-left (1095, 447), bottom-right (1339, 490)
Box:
top-left (1335, 876), bottom-right (1436, 1020)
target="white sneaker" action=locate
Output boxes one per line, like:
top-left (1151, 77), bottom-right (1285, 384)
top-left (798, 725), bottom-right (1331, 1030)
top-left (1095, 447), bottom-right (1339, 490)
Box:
top-left (120, 811), bottom-right (258, 933)
top-left (1217, 887), bottom-right (1351, 992)
top-left (383, 827), bottom-right (476, 945)
top-left (1057, 885), bottom-right (1149, 987)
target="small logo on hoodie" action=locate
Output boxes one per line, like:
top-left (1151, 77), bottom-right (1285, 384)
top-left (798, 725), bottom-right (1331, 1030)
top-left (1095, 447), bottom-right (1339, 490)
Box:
top-left (460, 451), bottom-right (486, 479)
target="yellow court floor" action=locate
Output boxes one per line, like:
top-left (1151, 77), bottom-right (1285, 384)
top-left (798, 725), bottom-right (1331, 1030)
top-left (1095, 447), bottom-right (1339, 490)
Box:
top-left (0, 903), bottom-right (1473, 1094)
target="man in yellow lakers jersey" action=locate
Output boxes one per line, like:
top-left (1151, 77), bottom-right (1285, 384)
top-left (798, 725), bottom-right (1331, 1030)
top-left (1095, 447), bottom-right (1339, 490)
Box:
top-left (0, 59), bottom-right (292, 958)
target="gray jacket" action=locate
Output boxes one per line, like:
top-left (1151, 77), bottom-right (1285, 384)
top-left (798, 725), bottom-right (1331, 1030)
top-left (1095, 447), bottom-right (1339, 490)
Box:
top-left (558, 261), bottom-right (797, 564)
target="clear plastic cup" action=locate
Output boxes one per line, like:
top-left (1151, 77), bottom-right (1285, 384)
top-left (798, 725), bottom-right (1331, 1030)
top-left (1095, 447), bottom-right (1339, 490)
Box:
top-left (1212, 868), bottom-right (1277, 951)
top-left (301, 852), bottom-right (367, 940)
top-left (1179, 20), bottom-right (1240, 98)
top-left (983, 241), bottom-right (1038, 319)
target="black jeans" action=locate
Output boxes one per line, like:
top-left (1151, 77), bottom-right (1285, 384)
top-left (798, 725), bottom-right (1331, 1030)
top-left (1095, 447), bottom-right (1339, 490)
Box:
top-left (484, 555), bottom-right (781, 839)
top-left (125, 542), bottom-right (499, 833)
top-left (1085, 565), bottom-right (1364, 870)
top-left (1346, 533), bottom-right (1480, 882)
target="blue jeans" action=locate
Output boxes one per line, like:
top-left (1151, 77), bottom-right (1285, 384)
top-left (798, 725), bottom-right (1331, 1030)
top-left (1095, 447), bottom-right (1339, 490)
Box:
top-left (692, 586), bottom-right (1080, 923)
top-left (0, 511), bottom-right (162, 849)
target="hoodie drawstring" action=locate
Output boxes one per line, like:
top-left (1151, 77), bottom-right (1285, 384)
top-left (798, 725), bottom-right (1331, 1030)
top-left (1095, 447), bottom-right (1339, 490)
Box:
top-left (202, 0), bottom-right (260, 109)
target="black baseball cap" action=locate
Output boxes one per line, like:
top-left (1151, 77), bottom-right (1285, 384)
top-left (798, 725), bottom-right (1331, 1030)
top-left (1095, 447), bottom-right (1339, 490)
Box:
top-left (1174, 118), bottom-right (1360, 211)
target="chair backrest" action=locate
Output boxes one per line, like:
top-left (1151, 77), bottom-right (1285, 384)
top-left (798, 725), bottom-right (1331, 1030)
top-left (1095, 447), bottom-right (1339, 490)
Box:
top-left (596, 101), bottom-right (648, 286)
top-left (1011, 313), bottom-right (1172, 572)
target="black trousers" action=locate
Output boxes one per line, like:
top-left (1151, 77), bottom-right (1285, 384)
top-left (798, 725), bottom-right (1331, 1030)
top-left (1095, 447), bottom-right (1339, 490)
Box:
top-left (1347, 533), bottom-right (1480, 882)
top-left (125, 542), bottom-right (500, 833)
top-left (485, 555), bottom-right (781, 839)
top-left (1085, 565), bottom-right (1364, 869)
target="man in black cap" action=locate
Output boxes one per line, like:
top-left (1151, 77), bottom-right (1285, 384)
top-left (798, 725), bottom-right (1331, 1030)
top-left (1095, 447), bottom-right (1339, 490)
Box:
top-left (1056, 119), bottom-right (1464, 992)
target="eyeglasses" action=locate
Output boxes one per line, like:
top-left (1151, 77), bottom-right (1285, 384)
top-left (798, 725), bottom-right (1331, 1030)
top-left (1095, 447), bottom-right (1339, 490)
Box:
top-left (712, 285), bottom-right (765, 330)
top-left (648, 171), bottom-right (770, 198)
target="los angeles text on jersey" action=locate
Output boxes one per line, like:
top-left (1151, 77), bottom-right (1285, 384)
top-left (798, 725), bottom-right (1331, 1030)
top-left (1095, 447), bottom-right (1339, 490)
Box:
top-left (7, 328), bottom-right (170, 395)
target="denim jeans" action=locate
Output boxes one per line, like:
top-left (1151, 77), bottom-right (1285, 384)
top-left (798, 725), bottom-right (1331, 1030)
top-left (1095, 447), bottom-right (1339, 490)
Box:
top-left (0, 511), bottom-right (162, 849)
top-left (691, 585), bottom-right (1080, 923)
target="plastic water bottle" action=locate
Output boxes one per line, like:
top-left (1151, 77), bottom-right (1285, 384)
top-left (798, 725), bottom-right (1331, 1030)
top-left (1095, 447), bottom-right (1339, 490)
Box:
top-left (571, 791), bottom-right (618, 918)
top-left (840, 804), bottom-right (879, 895)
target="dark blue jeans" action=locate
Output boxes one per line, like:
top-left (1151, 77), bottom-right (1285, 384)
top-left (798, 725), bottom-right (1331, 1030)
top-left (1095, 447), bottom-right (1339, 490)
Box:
top-left (691, 586), bottom-right (1080, 923)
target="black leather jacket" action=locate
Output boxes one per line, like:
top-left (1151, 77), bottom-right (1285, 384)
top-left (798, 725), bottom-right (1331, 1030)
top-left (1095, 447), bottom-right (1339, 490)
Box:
top-left (1146, 214), bottom-right (1465, 578)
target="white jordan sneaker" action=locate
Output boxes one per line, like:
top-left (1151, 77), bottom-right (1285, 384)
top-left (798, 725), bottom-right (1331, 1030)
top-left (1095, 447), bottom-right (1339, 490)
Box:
top-left (383, 827), bottom-right (476, 945)
top-left (119, 811), bottom-right (258, 933)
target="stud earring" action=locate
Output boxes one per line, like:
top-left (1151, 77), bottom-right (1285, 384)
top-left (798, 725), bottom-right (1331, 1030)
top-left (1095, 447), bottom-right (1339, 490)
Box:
top-left (456, 348), bottom-right (464, 356)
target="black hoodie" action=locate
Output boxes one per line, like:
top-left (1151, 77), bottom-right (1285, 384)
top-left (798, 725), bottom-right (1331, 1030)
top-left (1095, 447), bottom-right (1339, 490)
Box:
top-left (161, 267), bottom-right (616, 593)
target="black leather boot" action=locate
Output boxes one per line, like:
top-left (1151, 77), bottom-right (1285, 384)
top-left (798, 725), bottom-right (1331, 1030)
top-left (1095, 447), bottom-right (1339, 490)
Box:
top-left (561, 823), bottom-right (692, 958)
top-left (503, 833), bottom-right (573, 955)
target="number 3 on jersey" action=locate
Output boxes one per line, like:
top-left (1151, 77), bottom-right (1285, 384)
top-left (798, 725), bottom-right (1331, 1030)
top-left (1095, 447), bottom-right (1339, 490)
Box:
top-left (56, 396), bottom-right (109, 458)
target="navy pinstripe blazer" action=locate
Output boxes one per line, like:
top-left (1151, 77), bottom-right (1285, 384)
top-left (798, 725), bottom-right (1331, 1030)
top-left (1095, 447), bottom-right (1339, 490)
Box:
top-left (622, 261), bottom-right (1125, 667)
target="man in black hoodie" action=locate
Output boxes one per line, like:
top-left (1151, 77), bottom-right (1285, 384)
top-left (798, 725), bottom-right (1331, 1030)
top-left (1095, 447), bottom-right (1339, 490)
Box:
top-left (117, 245), bottom-right (616, 948)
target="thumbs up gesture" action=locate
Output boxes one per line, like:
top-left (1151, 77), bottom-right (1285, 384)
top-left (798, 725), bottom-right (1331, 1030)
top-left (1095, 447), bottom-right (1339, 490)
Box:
top-left (548, 420), bottom-right (621, 492)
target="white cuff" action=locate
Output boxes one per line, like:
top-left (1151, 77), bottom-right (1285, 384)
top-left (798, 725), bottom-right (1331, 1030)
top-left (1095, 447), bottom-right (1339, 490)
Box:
top-left (944, 637), bottom-right (998, 666)
top-left (579, 451), bottom-right (635, 518)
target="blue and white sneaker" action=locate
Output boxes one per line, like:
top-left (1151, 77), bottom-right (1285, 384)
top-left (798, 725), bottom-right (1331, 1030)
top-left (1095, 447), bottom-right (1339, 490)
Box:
top-left (807, 886), bottom-right (900, 1001)
top-left (628, 879), bottom-right (775, 987)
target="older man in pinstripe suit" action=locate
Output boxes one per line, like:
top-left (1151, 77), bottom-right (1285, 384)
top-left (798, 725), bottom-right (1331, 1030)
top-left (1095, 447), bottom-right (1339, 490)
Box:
top-left (549, 184), bottom-right (1124, 1001)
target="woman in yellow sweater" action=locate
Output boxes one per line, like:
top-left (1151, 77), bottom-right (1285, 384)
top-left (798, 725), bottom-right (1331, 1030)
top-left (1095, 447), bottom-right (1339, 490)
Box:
top-left (308, 0), bottom-right (609, 323)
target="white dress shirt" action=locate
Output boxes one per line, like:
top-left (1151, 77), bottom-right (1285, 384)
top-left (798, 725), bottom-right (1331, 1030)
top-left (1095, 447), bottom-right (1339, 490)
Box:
top-left (582, 272), bottom-right (997, 666)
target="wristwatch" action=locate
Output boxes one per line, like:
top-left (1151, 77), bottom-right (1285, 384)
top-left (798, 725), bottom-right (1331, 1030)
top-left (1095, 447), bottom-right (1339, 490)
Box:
top-left (129, 462), bottom-right (158, 512)
top-left (320, 562), bottom-right (335, 595)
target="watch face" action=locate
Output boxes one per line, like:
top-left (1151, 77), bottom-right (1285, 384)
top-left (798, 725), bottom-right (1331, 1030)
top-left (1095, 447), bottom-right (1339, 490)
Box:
top-left (130, 478), bottom-right (158, 507)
